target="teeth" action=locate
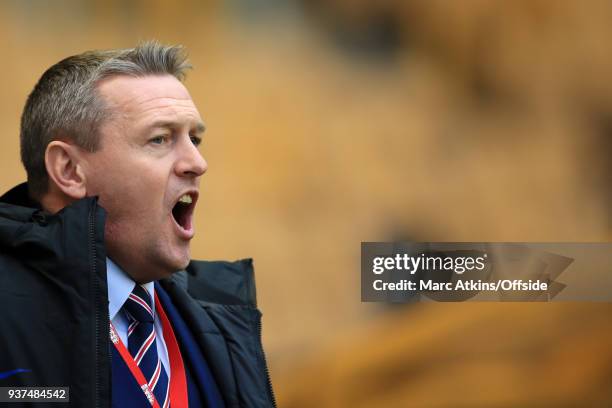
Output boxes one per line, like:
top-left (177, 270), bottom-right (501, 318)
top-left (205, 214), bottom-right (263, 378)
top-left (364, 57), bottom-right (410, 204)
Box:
top-left (178, 194), bottom-right (192, 205)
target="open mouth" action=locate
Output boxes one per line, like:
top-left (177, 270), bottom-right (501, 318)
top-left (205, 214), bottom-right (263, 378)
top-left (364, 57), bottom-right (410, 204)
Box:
top-left (171, 192), bottom-right (197, 232)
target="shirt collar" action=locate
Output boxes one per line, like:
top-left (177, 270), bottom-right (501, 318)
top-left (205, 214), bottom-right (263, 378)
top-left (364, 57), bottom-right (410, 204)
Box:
top-left (107, 258), bottom-right (155, 320)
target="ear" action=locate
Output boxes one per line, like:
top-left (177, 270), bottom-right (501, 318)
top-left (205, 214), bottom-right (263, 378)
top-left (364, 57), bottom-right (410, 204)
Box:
top-left (44, 140), bottom-right (87, 200)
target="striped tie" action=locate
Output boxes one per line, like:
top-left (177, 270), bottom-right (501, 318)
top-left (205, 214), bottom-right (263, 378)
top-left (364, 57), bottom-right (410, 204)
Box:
top-left (123, 285), bottom-right (170, 408)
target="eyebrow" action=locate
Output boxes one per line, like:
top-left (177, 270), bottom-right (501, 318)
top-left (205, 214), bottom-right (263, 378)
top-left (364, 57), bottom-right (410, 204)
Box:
top-left (148, 120), bottom-right (206, 135)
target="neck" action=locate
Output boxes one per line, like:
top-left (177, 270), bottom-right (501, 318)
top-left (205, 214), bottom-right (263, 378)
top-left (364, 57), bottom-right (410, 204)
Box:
top-left (40, 187), bottom-right (74, 214)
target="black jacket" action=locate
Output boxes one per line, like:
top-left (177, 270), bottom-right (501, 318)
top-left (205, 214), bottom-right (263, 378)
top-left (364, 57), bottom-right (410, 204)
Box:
top-left (0, 183), bottom-right (276, 407)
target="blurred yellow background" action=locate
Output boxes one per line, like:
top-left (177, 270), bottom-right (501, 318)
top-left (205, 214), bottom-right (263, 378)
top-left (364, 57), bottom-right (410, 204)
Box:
top-left (0, 1), bottom-right (610, 406)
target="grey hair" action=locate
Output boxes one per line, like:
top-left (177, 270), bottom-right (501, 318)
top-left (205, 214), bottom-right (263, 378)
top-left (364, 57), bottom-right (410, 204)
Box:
top-left (20, 40), bottom-right (191, 199)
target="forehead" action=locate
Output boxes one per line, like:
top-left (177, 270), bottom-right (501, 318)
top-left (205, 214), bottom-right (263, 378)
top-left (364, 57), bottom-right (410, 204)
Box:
top-left (96, 74), bottom-right (201, 123)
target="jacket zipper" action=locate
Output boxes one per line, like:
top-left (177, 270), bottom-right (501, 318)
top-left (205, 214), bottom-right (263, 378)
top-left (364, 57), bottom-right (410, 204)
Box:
top-left (89, 204), bottom-right (101, 408)
top-left (256, 317), bottom-right (277, 407)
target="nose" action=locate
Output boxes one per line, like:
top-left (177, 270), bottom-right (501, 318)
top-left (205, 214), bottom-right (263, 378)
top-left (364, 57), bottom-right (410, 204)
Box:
top-left (175, 136), bottom-right (207, 178)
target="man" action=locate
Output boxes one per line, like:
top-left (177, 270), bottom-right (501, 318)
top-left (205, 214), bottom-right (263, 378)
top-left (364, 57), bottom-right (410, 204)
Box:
top-left (0, 42), bottom-right (275, 407)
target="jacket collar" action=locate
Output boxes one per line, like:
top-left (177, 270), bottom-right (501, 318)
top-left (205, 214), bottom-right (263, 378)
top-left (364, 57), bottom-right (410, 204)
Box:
top-left (0, 182), bottom-right (42, 209)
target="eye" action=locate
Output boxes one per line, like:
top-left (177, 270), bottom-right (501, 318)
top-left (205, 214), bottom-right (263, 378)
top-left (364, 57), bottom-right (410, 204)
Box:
top-left (190, 135), bottom-right (202, 147)
top-left (150, 135), bottom-right (168, 145)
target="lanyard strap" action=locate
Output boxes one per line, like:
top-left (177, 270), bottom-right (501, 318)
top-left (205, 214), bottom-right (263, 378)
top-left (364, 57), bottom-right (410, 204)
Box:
top-left (110, 324), bottom-right (160, 407)
top-left (109, 292), bottom-right (188, 407)
top-left (154, 291), bottom-right (189, 407)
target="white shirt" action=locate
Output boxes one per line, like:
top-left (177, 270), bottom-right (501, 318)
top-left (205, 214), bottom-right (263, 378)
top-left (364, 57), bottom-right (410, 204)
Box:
top-left (106, 258), bottom-right (170, 377)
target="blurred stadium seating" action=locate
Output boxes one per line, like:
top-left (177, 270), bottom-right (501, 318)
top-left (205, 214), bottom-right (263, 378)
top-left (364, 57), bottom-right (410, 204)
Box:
top-left (0, 1), bottom-right (610, 406)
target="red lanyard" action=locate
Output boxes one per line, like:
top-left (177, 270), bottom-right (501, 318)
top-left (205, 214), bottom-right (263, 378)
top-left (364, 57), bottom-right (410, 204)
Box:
top-left (109, 292), bottom-right (189, 407)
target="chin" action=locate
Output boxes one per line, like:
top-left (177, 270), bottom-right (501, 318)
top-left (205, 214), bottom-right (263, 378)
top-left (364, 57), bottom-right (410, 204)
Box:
top-left (144, 245), bottom-right (191, 280)
top-left (165, 252), bottom-right (191, 272)
top-left (174, 258), bottom-right (190, 271)
top-left (147, 260), bottom-right (187, 282)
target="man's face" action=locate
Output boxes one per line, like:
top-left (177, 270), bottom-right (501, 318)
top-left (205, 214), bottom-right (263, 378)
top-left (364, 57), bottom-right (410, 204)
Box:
top-left (83, 74), bottom-right (207, 282)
